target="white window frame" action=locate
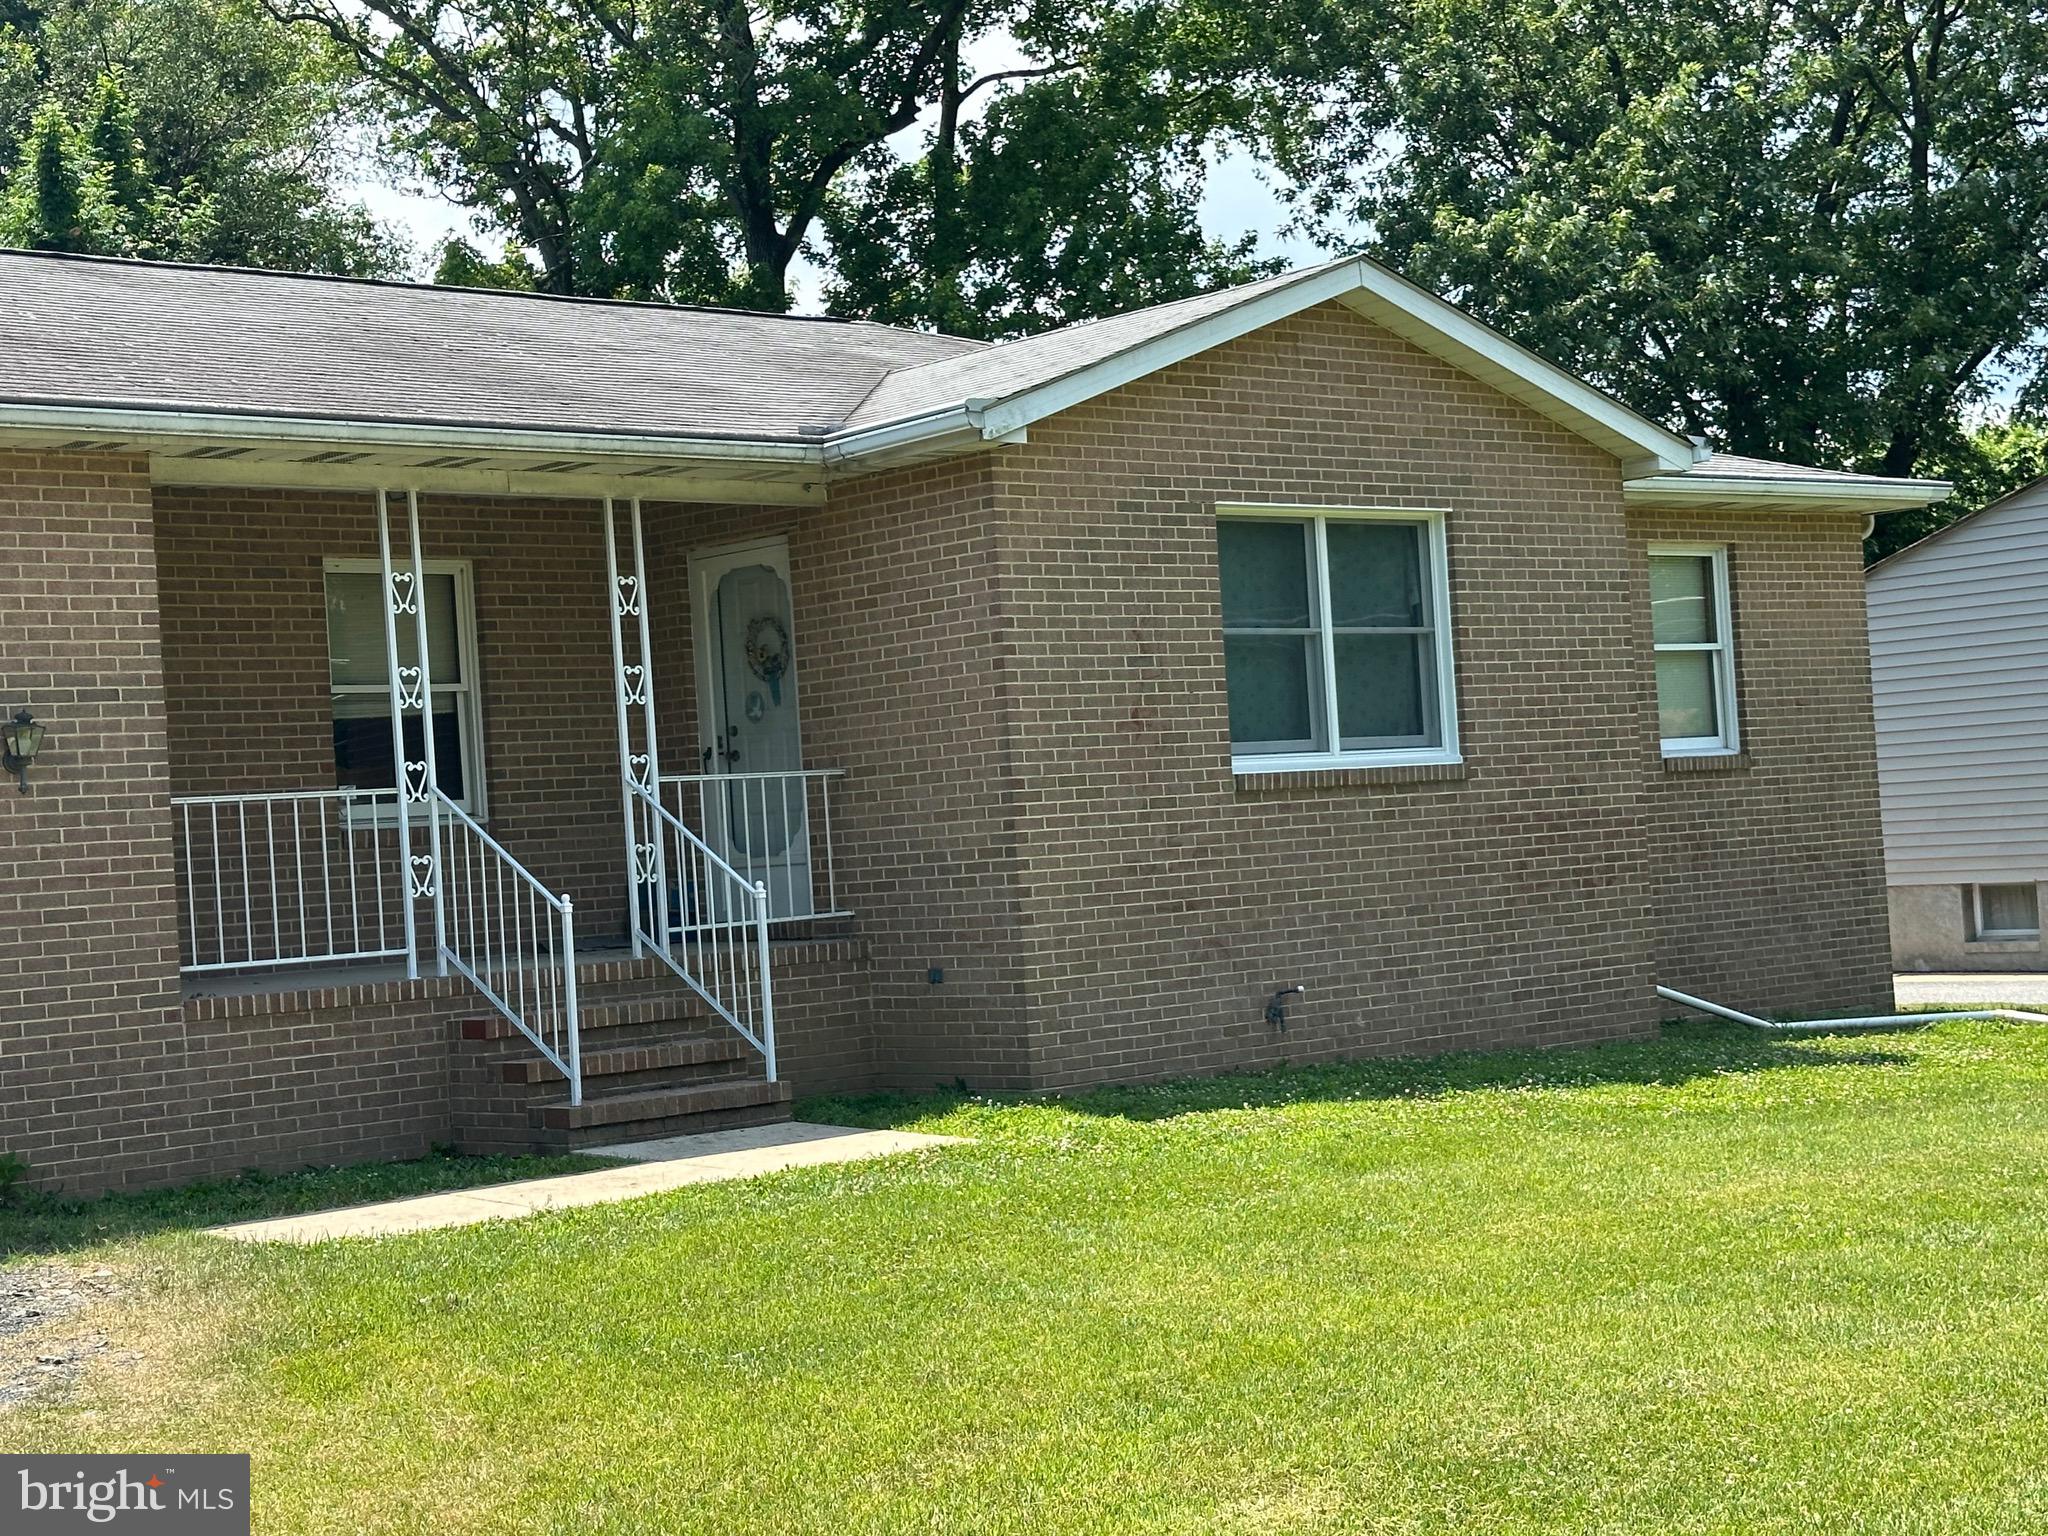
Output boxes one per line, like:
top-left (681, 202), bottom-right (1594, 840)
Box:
top-left (1216, 504), bottom-right (1460, 773)
top-left (1649, 543), bottom-right (1740, 758)
top-left (1971, 883), bottom-right (2042, 942)
top-left (324, 557), bottom-right (487, 819)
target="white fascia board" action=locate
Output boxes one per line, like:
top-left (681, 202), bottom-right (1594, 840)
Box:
top-left (1625, 472), bottom-right (1952, 513)
top-left (818, 404), bottom-right (989, 466)
top-left (968, 263), bottom-right (1376, 442)
top-left (827, 256), bottom-right (1698, 474)
top-left (1331, 270), bottom-right (1696, 473)
top-left (0, 400), bottom-right (821, 467)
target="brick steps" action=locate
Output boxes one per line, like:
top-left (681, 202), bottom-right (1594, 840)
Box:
top-left (459, 993), bottom-right (715, 1042)
top-left (498, 1034), bottom-right (749, 1084)
top-left (533, 1078), bottom-right (792, 1132)
top-left (451, 960), bottom-right (788, 1154)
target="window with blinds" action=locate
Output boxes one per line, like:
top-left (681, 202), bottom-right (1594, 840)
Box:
top-left (323, 560), bottom-right (482, 811)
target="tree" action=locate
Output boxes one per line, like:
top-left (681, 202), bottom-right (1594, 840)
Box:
top-left (0, 0), bottom-right (405, 274)
top-left (85, 70), bottom-right (146, 216)
top-left (267, 0), bottom-right (1311, 318)
top-left (432, 234), bottom-right (538, 290)
top-left (1270, 0), bottom-right (2048, 487)
top-left (1870, 416), bottom-right (2048, 562)
top-left (19, 98), bottom-right (79, 248)
top-left (821, 6), bottom-right (1302, 336)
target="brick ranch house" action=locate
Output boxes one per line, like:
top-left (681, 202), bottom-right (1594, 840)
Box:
top-left (1, 250), bottom-right (1947, 1194)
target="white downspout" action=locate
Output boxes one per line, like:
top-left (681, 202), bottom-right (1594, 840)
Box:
top-left (1657, 985), bottom-right (2048, 1031)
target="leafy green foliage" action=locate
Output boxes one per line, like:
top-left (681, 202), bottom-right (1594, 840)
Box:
top-left (1870, 416), bottom-right (2048, 562)
top-left (821, 30), bottom-right (1287, 338)
top-left (431, 235), bottom-right (537, 291)
top-left (0, 0), bottom-right (403, 273)
top-left (1, 79), bottom-right (211, 256)
top-left (1273, 0), bottom-right (2048, 494)
top-left (17, 98), bottom-right (79, 248)
top-left (267, 0), bottom-right (1305, 322)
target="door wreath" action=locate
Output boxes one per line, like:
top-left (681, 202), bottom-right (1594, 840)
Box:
top-left (744, 614), bottom-right (791, 704)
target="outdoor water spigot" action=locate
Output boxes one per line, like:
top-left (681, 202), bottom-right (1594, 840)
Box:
top-left (1265, 985), bottom-right (1306, 1031)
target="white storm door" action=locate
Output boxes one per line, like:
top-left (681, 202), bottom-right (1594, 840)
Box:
top-left (689, 540), bottom-right (813, 922)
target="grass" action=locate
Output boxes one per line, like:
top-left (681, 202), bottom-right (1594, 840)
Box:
top-left (11, 1018), bottom-right (2048, 1533)
top-left (0, 1148), bottom-right (610, 1259)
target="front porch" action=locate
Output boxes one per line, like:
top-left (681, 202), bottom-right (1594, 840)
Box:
top-left (154, 478), bottom-right (867, 1149)
top-left (174, 935), bottom-right (872, 1159)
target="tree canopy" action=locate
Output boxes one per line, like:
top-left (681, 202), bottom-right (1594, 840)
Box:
top-left (0, 0), bottom-right (404, 272)
top-left (268, 0), bottom-right (1314, 321)
top-left (1266, 0), bottom-right (2048, 518)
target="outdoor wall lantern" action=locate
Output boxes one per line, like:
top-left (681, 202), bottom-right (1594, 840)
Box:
top-left (2, 708), bottom-right (46, 793)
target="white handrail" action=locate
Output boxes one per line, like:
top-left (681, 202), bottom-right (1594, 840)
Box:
top-left (657, 767), bottom-right (849, 925)
top-left (436, 789), bottom-right (583, 1104)
top-left (170, 787), bottom-right (406, 972)
top-left (630, 782), bottom-right (776, 1081)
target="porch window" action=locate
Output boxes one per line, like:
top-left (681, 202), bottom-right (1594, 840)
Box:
top-left (1216, 507), bottom-right (1459, 770)
top-left (323, 559), bottom-right (484, 813)
top-left (1649, 546), bottom-right (1739, 756)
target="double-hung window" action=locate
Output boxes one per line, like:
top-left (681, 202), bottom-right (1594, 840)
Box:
top-left (1217, 507), bottom-right (1458, 770)
top-left (1649, 545), bottom-right (1739, 756)
top-left (323, 558), bottom-right (485, 814)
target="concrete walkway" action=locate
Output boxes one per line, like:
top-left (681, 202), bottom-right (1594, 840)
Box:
top-left (1896, 973), bottom-right (2048, 1009)
top-left (211, 1123), bottom-right (964, 1243)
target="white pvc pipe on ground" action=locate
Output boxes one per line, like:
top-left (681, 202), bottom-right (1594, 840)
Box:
top-left (1656, 985), bottom-right (2048, 1031)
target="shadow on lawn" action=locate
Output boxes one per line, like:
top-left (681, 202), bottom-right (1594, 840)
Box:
top-left (806, 1019), bottom-right (1918, 1129)
top-left (0, 1149), bottom-right (608, 1264)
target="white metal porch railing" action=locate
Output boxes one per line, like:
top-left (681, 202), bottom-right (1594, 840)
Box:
top-left (435, 789), bottom-right (582, 1102)
top-left (629, 782), bottom-right (777, 1081)
top-left (170, 788), bottom-right (407, 972)
top-left (659, 768), bottom-right (848, 926)
top-left (169, 784), bottom-right (583, 1104)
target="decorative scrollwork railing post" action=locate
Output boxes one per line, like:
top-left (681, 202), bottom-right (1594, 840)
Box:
top-left (605, 497), bottom-right (670, 957)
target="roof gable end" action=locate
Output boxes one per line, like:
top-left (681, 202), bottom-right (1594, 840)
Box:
top-left (828, 256), bottom-right (1700, 476)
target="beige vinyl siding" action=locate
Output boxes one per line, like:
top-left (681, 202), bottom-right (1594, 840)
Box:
top-left (1868, 478), bottom-right (2048, 885)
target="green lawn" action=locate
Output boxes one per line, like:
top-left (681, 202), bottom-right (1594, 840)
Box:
top-left (11, 1019), bottom-right (2048, 1533)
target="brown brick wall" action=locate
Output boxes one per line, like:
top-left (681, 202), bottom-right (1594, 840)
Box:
top-left (153, 488), bottom-right (632, 939)
top-left (2, 298), bottom-right (1897, 1187)
top-left (644, 469), bottom-right (1038, 1090)
top-left (0, 450), bottom-right (188, 1192)
top-left (975, 302), bottom-right (1663, 1087)
top-left (1630, 508), bottom-right (1893, 1015)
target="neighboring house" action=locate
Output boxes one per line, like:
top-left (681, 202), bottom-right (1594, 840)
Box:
top-left (1868, 477), bottom-right (2048, 972)
top-left (0, 249), bottom-right (1947, 1194)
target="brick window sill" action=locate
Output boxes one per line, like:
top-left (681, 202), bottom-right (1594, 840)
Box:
top-left (1662, 752), bottom-right (1750, 774)
top-left (1234, 762), bottom-right (1470, 794)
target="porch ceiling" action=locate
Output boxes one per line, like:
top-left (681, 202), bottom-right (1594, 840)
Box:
top-left (0, 411), bottom-right (828, 505)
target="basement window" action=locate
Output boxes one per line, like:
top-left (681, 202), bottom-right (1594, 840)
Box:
top-left (1970, 884), bottom-right (2041, 942)
top-left (324, 559), bottom-right (486, 816)
top-left (1216, 507), bottom-right (1460, 771)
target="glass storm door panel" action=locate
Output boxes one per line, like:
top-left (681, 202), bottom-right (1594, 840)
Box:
top-left (691, 541), bottom-right (812, 921)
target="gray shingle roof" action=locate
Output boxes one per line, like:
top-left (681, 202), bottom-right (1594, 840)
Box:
top-left (1682, 452), bottom-right (1880, 483)
top-left (0, 251), bottom-right (984, 442)
top-left (841, 259), bottom-right (1351, 429)
top-left (0, 249), bottom-right (1943, 505)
